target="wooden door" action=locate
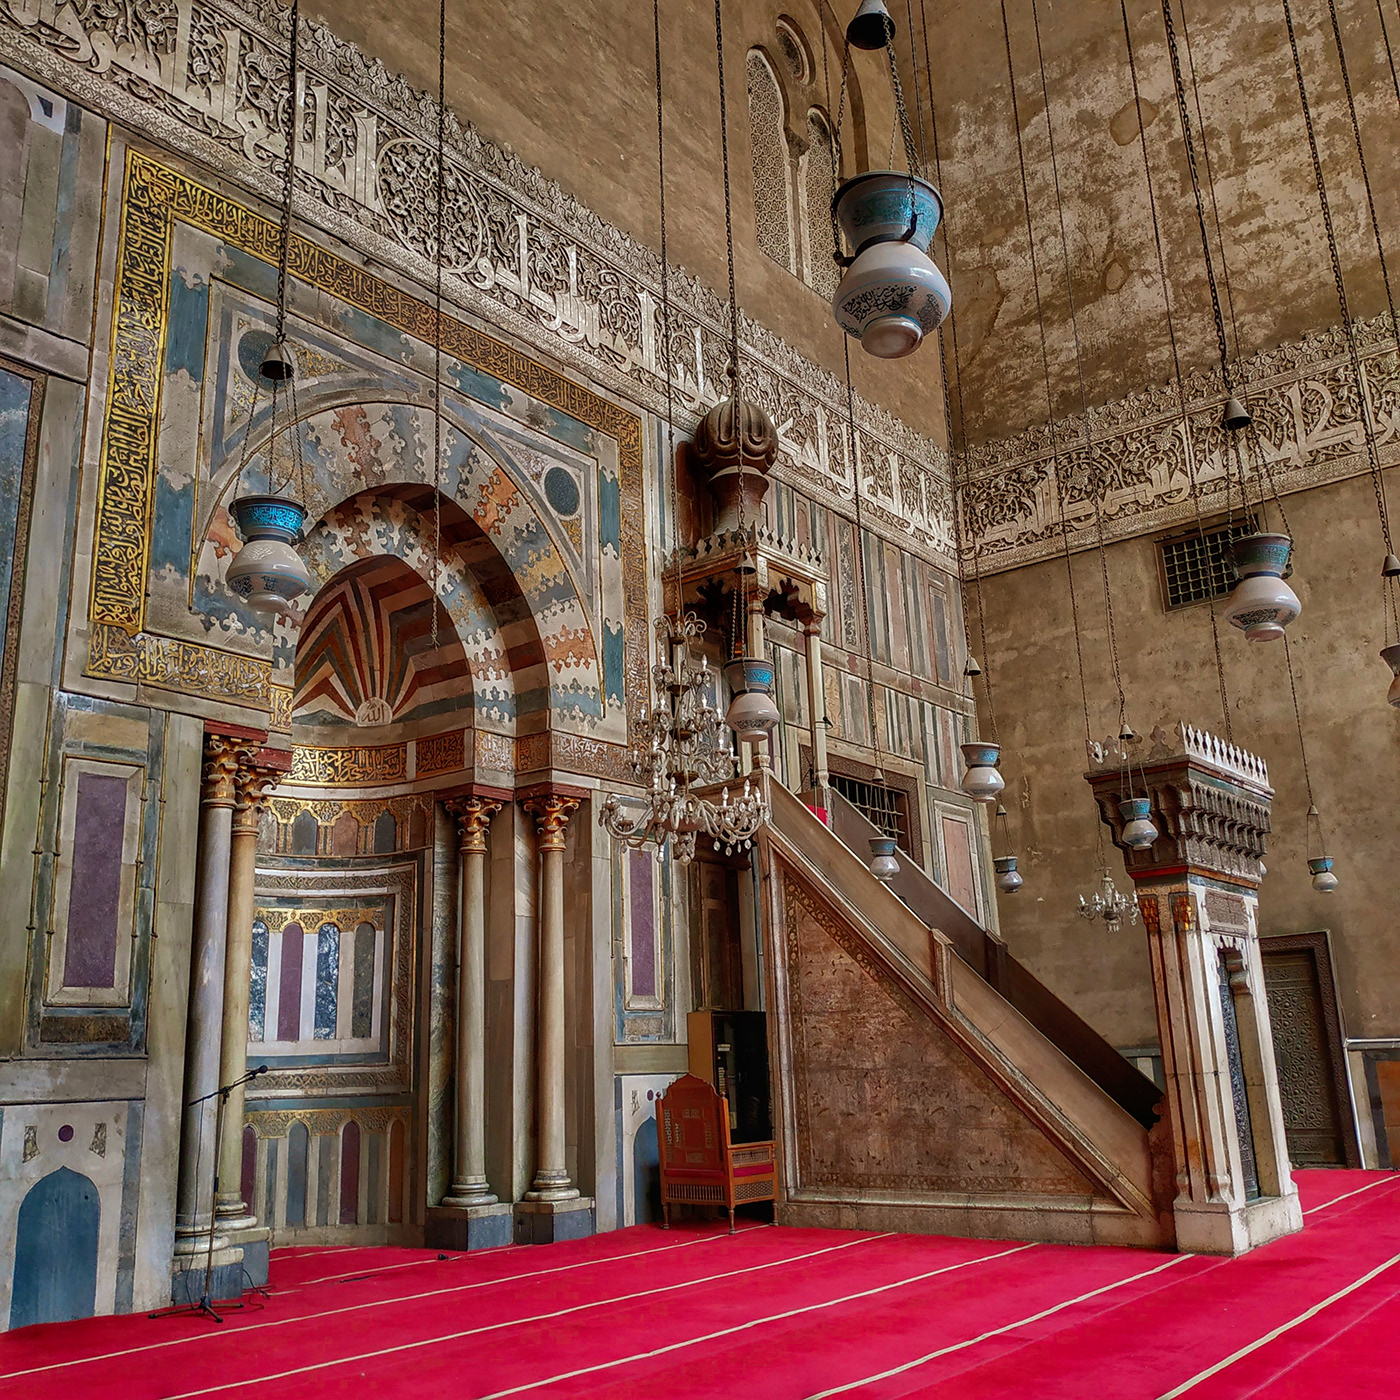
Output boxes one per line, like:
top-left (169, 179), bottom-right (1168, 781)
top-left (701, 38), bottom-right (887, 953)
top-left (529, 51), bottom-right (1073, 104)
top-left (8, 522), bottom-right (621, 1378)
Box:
top-left (1260, 933), bottom-right (1359, 1168)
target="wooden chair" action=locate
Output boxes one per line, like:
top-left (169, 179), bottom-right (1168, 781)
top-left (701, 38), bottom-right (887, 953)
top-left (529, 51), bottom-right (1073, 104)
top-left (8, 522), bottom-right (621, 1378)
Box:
top-left (656, 1073), bottom-right (776, 1233)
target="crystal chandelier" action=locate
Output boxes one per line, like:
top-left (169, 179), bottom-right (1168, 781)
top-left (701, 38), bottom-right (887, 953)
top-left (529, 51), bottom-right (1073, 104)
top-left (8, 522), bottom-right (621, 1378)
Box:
top-left (1077, 868), bottom-right (1138, 934)
top-left (600, 614), bottom-right (768, 864)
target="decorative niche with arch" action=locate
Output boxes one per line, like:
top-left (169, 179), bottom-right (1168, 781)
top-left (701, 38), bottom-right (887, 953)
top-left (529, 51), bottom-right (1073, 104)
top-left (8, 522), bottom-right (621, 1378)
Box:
top-left (745, 8), bottom-right (863, 299)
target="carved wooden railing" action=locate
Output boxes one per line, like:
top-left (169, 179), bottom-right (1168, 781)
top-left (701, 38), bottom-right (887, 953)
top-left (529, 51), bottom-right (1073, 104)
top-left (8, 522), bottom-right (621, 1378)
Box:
top-left (810, 787), bottom-right (1163, 1131)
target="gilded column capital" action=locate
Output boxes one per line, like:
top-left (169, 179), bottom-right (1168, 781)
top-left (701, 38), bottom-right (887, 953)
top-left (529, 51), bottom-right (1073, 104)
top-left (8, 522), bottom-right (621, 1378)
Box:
top-left (232, 756), bottom-right (287, 835)
top-left (201, 735), bottom-right (249, 809)
top-left (522, 794), bottom-right (580, 852)
top-left (446, 796), bottom-right (503, 854)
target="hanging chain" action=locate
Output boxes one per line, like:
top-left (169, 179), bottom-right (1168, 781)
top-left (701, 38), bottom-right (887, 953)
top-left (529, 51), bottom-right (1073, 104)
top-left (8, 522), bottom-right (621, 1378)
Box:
top-left (1282, 0), bottom-right (1397, 627)
top-left (844, 340), bottom-right (885, 779)
top-left (1001, 0), bottom-right (1092, 762)
top-left (1323, 0), bottom-right (1400, 643)
top-left (714, 0), bottom-right (752, 662)
top-left (429, 0), bottom-right (446, 655)
top-left (1376, 0), bottom-right (1400, 114)
top-left (267, 0), bottom-right (307, 505)
top-left (1159, 0), bottom-right (1255, 519)
top-left (1282, 632), bottom-right (1317, 809)
top-left (1030, 0), bottom-right (1127, 725)
top-left (1120, 0), bottom-right (1231, 739)
top-left (908, 0), bottom-right (995, 739)
top-left (655, 0), bottom-right (682, 627)
top-left (903, 0), bottom-right (929, 170)
top-left (274, 0), bottom-right (298, 348)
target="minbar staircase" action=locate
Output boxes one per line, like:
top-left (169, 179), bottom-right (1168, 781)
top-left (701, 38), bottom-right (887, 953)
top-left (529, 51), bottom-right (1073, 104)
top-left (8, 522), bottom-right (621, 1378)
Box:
top-left (756, 775), bottom-right (1175, 1248)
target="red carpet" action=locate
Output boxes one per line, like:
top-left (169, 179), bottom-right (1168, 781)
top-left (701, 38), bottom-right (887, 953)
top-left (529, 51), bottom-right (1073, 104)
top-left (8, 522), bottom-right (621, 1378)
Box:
top-left (1, 1170), bottom-right (1396, 1398)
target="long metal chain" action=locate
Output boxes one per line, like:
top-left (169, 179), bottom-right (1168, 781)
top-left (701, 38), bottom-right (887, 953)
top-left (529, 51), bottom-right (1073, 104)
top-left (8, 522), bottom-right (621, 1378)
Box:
top-left (1376, 0), bottom-right (1400, 111)
top-left (1001, 0), bottom-right (1091, 757)
top-left (655, 0), bottom-right (682, 627)
top-left (903, 0), bottom-right (928, 170)
top-left (1322, 0), bottom-right (1400, 641)
top-left (429, 0), bottom-right (446, 654)
top-left (924, 40), bottom-right (984, 717)
top-left (1158, 0), bottom-right (1252, 527)
top-left (270, 0), bottom-right (307, 504)
top-left (1029, 0), bottom-right (1127, 725)
top-left (1120, 0), bottom-right (1232, 740)
top-left (1281, 0), bottom-right (1397, 575)
top-left (1175, 1), bottom-right (1257, 517)
top-left (843, 339), bottom-right (884, 779)
top-left (713, 0), bottom-right (752, 662)
top-left (274, 0), bottom-right (298, 347)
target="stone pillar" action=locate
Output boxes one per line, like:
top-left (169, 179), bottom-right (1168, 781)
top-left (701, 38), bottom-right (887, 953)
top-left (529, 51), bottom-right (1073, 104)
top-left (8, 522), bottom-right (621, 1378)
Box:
top-left (516, 792), bottom-right (593, 1243)
top-left (172, 733), bottom-right (246, 1292)
top-left (802, 619), bottom-right (829, 800)
top-left (211, 748), bottom-right (287, 1284)
top-left (426, 796), bottom-right (514, 1250)
top-left (1087, 722), bottom-right (1301, 1256)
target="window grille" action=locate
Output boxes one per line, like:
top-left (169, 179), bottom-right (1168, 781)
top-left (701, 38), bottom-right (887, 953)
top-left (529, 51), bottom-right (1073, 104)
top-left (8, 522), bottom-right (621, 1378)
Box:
top-left (828, 774), bottom-right (909, 853)
top-left (1158, 519), bottom-right (1254, 610)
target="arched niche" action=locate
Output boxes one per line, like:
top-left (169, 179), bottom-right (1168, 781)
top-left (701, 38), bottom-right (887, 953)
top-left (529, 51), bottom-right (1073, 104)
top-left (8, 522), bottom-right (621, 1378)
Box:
top-left (199, 398), bottom-right (608, 741)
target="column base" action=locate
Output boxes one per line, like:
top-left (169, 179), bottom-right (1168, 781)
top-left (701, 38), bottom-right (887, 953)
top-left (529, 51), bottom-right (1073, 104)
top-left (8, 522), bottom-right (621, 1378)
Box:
top-left (220, 1223), bottom-right (270, 1287)
top-left (170, 1243), bottom-right (246, 1306)
top-left (440, 1181), bottom-right (499, 1209)
top-left (514, 1197), bottom-right (595, 1245)
top-left (1174, 1189), bottom-right (1303, 1256)
top-left (425, 1202), bottom-right (514, 1251)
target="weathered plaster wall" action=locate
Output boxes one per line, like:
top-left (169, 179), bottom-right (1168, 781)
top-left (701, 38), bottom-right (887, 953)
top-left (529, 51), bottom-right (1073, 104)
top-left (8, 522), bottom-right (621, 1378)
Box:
top-left (980, 465), bottom-right (1400, 1049)
top-left (916, 0), bottom-right (1400, 444)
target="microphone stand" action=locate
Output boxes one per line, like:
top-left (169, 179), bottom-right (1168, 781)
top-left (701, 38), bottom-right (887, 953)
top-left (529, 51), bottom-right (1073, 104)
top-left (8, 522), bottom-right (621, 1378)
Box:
top-left (153, 1064), bottom-right (269, 1323)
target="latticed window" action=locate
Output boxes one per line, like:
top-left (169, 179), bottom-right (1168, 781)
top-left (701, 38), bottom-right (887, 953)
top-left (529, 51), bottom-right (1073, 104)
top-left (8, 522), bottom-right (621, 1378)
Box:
top-left (747, 49), bottom-right (796, 274)
top-left (829, 773), bottom-right (910, 853)
top-left (802, 110), bottom-right (838, 299)
top-left (1158, 518), bottom-right (1255, 610)
top-left (747, 26), bottom-right (839, 298)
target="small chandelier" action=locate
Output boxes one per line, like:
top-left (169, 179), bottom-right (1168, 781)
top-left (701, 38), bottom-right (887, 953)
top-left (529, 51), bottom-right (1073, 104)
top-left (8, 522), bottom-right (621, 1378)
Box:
top-left (1306, 803), bottom-right (1338, 893)
top-left (993, 804), bottom-right (1023, 894)
top-left (600, 614), bottom-right (767, 864)
top-left (1078, 868), bottom-right (1138, 934)
top-left (226, 343), bottom-right (312, 616)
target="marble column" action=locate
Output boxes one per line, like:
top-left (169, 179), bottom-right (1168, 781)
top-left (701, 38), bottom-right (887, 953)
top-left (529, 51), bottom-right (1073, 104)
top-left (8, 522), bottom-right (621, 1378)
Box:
top-left (173, 734), bottom-right (246, 1259)
top-left (214, 751), bottom-right (284, 1240)
top-left (522, 793), bottom-right (580, 1201)
top-left (802, 619), bottom-right (829, 798)
top-left (442, 796), bottom-right (502, 1205)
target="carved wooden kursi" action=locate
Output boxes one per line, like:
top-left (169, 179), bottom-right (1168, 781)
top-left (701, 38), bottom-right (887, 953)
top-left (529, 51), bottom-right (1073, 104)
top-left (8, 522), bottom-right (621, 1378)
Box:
top-left (780, 870), bottom-right (1093, 1199)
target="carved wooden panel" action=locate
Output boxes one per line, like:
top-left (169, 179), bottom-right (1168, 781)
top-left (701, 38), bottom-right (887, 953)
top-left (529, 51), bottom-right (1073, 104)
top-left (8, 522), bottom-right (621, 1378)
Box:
top-left (782, 874), bottom-right (1093, 1197)
top-left (1261, 934), bottom-right (1358, 1168)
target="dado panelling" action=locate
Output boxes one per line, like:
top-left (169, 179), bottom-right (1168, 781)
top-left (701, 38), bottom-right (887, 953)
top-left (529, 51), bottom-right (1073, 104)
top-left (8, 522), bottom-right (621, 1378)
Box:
top-left (24, 695), bottom-right (169, 1053)
top-left (0, 0), bottom-right (953, 564)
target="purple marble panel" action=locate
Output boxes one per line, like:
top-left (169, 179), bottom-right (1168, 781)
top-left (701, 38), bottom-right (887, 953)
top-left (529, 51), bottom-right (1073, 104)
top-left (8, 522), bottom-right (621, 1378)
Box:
top-left (629, 851), bottom-right (656, 1001)
top-left (278, 922), bottom-right (304, 1042)
top-left (63, 773), bottom-right (128, 989)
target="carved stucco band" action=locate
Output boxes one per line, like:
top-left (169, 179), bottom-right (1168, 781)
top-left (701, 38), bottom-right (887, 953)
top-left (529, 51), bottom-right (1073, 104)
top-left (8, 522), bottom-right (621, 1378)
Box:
top-left (961, 311), bottom-right (1400, 573)
top-left (0, 0), bottom-right (954, 563)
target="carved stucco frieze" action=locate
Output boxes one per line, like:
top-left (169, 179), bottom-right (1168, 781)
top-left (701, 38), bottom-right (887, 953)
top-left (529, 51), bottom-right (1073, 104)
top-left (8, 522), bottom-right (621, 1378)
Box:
top-left (962, 317), bottom-right (1400, 571)
top-left (0, 0), bottom-right (954, 563)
